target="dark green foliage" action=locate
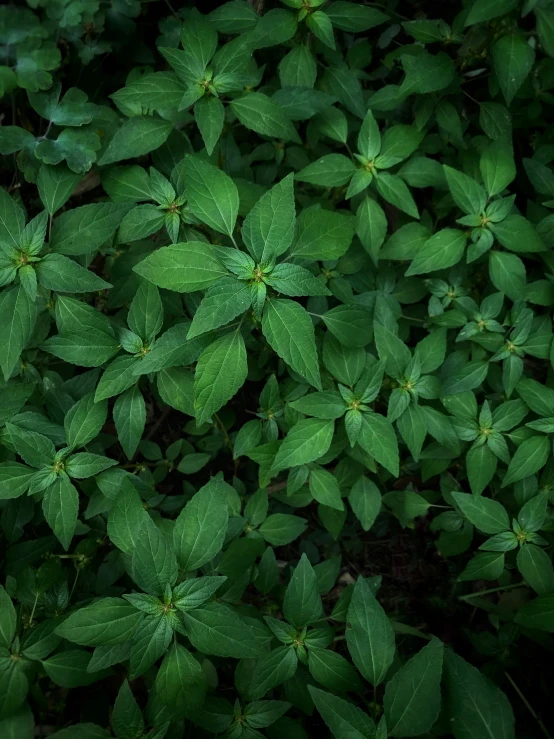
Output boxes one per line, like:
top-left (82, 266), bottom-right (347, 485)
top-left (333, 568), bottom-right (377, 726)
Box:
top-left (1, 0), bottom-right (554, 737)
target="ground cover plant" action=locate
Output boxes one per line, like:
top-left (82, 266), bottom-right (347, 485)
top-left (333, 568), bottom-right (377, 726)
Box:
top-left (2, 0), bottom-right (554, 736)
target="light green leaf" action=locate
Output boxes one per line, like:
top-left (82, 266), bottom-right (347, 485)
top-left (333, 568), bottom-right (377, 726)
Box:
top-left (309, 686), bottom-right (375, 739)
top-left (502, 435), bottom-right (550, 487)
top-left (262, 299), bottom-right (321, 389)
top-left (346, 576), bottom-right (395, 686)
top-left (42, 476), bottom-right (79, 550)
top-left (98, 116), bottom-right (173, 166)
top-left (130, 516), bottom-right (178, 596)
top-left (358, 413), bottom-right (399, 477)
top-left (242, 174), bottom-right (295, 263)
top-left (173, 478), bottom-right (229, 571)
top-left (231, 92), bottom-right (300, 142)
top-left (56, 598), bottom-right (143, 647)
top-left (133, 241), bottom-right (226, 292)
top-left (272, 418), bottom-right (334, 473)
top-left (194, 330), bottom-right (248, 425)
top-left (194, 95), bottom-right (225, 155)
top-left (183, 155), bottom-right (239, 236)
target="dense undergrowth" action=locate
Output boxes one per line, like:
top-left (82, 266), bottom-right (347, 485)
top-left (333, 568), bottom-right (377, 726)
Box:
top-left (2, 0), bottom-right (554, 737)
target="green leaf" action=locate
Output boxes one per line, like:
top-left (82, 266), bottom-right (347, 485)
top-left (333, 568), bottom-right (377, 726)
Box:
top-left (289, 390), bottom-right (346, 420)
top-left (356, 197), bottom-right (387, 262)
top-left (173, 478), bottom-right (229, 571)
top-left (309, 686), bottom-right (375, 739)
top-left (183, 155), bottom-right (239, 236)
top-left (194, 95), bottom-right (225, 155)
top-left (0, 462), bottom-right (37, 500)
top-left (111, 72), bottom-right (186, 112)
top-left (323, 64), bottom-right (366, 119)
top-left (152, 642), bottom-right (207, 720)
top-left (56, 598), bottom-right (143, 647)
top-left (0, 283), bottom-right (37, 381)
top-left (283, 553), bottom-right (324, 627)
top-left (182, 602), bottom-right (264, 658)
top-left (444, 650), bottom-right (515, 739)
top-left (0, 585), bottom-right (16, 649)
top-left (459, 552), bottom-right (505, 582)
top-left (65, 393), bottom-right (108, 450)
top-left (383, 491), bottom-right (431, 527)
top-left (452, 492), bottom-right (510, 534)
top-left (258, 514), bottom-right (307, 545)
top-left (130, 516), bottom-right (178, 596)
top-left (107, 479), bottom-right (149, 554)
top-left (42, 329), bottom-right (120, 368)
top-left (37, 163), bottom-right (82, 215)
top-left (42, 476), bottom-right (79, 550)
top-left (399, 51), bottom-right (455, 95)
top-left (307, 11), bottom-right (335, 49)
top-left (112, 681), bottom-right (144, 739)
top-left (374, 323), bottom-right (411, 378)
top-left (35, 129), bottom-right (101, 173)
top-left (466, 443), bottom-right (498, 496)
top-left (35, 254), bottom-right (111, 293)
top-left (133, 241), bottom-right (226, 292)
top-left (502, 435), bottom-right (550, 487)
top-left (262, 299), bottom-right (321, 389)
top-left (95, 355), bottom-right (140, 401)
top-left (326, 2), bottom-right (388, 32)
top-left (480, 137), bottom-right (516, 197)
top-left (50, 203), bottom-right (131, 256)
top-left (357, 413), bottom-right (399, 477)
top-left (248, 646), bottom-right (298, 701)
top-left (406, 228), bottom-right (466, 276)
top-left (346, 577), bottom-right (395, 686)
top-left (264, 263), bottom-right (330, 297)
top-left (193, 330), bottom-right (248, 425)
top-left (384, 639), bottom-right (444, 737)
top-left (490, 215), bottom-right (545, 253)
top-left (243, 174), bottom-right (295, 263)
top-left (357, 109), bottom-right (381, 160)
top-left (188, 278), bottom-right (251, 339)
top-left (489, 251), bottom-right (526, 300)
top-left (517, 545), bottom-right (554, 595)
top-left (375, 173), bottom-right (419, 219)
top-left (310, 468), bottom-right (344, 510)
top-left (515, 595), bottom-right (554, 631)
top-left (66, 452), bottom-right (116, 479)
top-left (322, 306), bottom-right (372, 348)
top-left (349, 476), bottom-right (382, 532)
top-left (42, 650), bottom-right (111, 688)
top-left (465, 0), bottom-right (518, 26)
top-left (113, 385), bottom-right (146, 460)
top-left (290, 207), bottom-right (355, 261)
top-left (272, 418), bottom-right (334, 473)
top-left (98, 116), bottom-right (173, 166)
top-left (296, 154), bottom-right (356, 187)
top-left (231, 92), bottom-right (299, 142)
top-left (308, 648), bottom-right (362, 693)
top-left (492, 34), bottom-right (535, 106)
top-left (443, 166), bottom-right (487, 215)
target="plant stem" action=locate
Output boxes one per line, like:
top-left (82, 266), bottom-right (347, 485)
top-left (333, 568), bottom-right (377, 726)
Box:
top-left (29, 592), bottom-right (39, 626)
top-left (458, 582), bottom-right (526, 602)
top-left (214, 413), bottom-right (234, 455)
top-left (505, 672), bottom-right (553, 739)
top-left (69, 569), bottom-right (80, 601)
